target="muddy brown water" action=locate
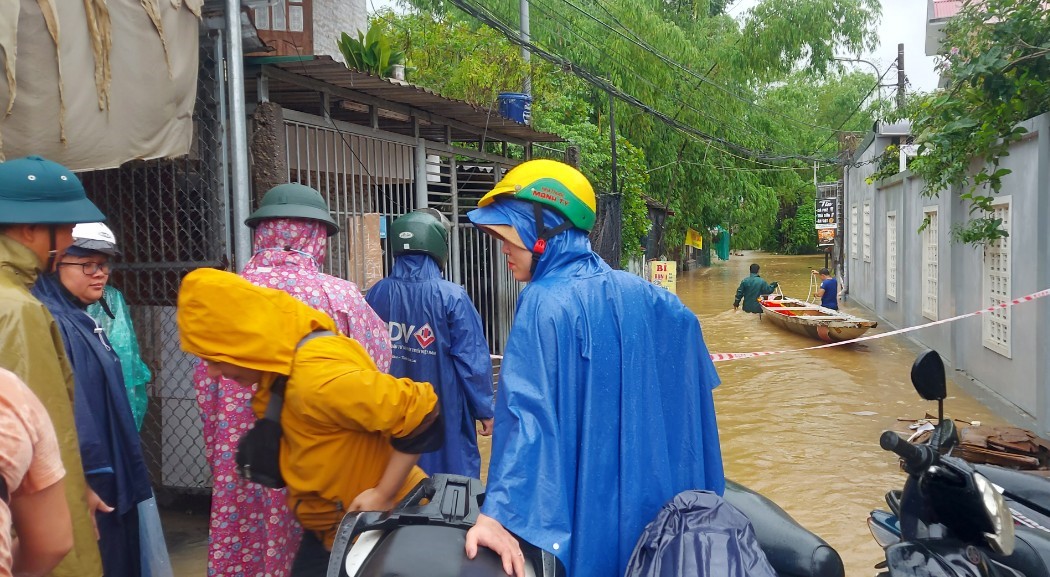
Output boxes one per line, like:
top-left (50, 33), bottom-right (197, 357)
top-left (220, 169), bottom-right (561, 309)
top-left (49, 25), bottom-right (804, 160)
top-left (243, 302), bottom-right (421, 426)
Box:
top-left (684, 251), bottom-right (1007, 576)
top-left (168, 251), bottom-right (1008, 576)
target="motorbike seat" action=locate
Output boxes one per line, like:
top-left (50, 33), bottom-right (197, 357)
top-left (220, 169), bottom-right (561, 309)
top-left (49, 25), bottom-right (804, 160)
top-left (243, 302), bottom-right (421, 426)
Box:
top-left (724, 480), bottom-right (844, 577)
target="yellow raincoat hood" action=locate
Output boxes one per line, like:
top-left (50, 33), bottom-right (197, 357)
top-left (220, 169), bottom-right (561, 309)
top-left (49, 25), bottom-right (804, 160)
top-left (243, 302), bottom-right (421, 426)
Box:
top-left (177, 268), bottom-right (338, 373)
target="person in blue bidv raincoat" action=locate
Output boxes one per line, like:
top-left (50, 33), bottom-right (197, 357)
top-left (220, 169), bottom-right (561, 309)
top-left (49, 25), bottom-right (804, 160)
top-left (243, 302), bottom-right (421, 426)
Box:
top-left (33, 224), bottom-right (163, 577)
top-left (365, 208), bottom-right (494, 478)
top-left (462, 159), bottom-right (725, 577)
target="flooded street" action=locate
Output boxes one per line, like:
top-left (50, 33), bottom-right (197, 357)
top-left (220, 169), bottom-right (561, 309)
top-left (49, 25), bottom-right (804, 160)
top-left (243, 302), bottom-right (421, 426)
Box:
top-left (685, 251), bottom-right (1008, 576)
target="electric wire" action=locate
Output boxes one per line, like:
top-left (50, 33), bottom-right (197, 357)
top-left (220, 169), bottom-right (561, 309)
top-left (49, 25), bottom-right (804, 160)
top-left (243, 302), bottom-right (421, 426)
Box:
top-left (810, 61), bottom-right (895, 157)
top-left (445, 0), bottom-right (837, 164)
top-left (577, 0), bottom-right (871, 135)
top-left (525, 0), bottom-right (798, 157)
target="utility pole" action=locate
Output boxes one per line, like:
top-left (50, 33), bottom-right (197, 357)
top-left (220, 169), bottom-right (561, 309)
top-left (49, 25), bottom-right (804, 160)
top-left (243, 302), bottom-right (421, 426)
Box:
top-left (520, 0), bottom-right (531, 97)
top-left (896, 43), bottom-right (906, 111)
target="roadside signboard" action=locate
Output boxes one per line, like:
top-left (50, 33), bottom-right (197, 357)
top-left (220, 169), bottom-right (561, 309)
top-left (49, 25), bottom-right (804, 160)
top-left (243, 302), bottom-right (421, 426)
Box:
top-left (816, 198), bottom-right (837, 229)
top-left (649, 260), bottom-right (677, 294)
top-left (815, 198), bottom-right (838, 247)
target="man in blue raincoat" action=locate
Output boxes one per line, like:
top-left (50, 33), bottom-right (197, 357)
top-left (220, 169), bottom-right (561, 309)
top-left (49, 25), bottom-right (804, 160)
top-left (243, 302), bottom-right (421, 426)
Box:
top-left (366, 208), bottom-right (494, 478)
top-left (462, 159), bottom-right (725, 577)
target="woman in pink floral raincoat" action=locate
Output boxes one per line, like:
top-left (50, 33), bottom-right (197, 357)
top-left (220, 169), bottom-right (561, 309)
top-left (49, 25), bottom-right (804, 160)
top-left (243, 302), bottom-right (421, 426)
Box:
top-left (193, 183), bottom-right (391, 577)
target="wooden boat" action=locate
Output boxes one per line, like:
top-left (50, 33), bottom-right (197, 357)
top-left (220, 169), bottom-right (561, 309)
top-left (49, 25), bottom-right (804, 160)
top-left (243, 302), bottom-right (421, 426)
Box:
top-left (759, 294), bottom-right (877, 343)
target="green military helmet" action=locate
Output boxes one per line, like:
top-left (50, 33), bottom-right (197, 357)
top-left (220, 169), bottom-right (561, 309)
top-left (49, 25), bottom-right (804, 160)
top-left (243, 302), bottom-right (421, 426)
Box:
top-left (389, 208), bottom-right (451, 265)
top-left (0, 156), bottom-right (105, 224)
top-left (245, 183), bottom-right (339, 236)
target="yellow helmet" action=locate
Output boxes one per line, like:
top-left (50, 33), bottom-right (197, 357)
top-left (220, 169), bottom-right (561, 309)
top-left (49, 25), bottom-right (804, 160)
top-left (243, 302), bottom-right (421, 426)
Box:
top-left (479, 159), bottom-right (596, 232)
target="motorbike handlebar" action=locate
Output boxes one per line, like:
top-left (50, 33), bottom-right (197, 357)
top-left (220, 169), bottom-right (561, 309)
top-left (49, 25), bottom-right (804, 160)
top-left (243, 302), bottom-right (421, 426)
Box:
top-left (880, 431), bottom-right (936, 474)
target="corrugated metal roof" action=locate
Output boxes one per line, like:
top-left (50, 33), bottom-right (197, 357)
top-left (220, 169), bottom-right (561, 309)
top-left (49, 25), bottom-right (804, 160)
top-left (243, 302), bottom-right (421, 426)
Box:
top-left (932, 0), bottom-right (963, 19)
top-left (246, 55), bottom-right (562, 144)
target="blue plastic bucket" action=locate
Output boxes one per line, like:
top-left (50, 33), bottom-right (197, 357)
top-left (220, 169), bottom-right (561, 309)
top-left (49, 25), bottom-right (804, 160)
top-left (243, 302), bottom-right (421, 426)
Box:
top-left (497, 92), bottom-right (532, 124)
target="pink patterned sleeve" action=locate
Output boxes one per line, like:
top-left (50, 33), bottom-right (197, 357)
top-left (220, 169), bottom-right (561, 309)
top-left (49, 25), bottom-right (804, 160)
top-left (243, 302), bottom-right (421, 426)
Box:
top-left (323, 277), bottom-right (392, 373)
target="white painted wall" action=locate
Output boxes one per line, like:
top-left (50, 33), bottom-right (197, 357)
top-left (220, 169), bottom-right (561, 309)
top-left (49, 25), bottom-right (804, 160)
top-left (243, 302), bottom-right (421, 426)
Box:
top-left (314, 0), bottom-right (368, 63)
top-left (842, 113), bottom-right (1050, 435)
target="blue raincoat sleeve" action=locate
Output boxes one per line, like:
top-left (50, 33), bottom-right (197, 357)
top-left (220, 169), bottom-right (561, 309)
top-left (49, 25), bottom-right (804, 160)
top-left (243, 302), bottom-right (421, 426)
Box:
top-left (365, 255), bottom-right (494, 478)
top-left (449, 294), bottom-right (495, 423)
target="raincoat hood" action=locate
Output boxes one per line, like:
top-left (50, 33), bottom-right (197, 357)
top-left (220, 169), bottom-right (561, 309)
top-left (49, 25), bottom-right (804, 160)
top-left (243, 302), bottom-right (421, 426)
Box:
top-left (389, 253), bottom-right (442, 281)
top-left (250, 218), bottom-right (328, 269)
top-left (177, 268), bottom-right (338, 374)
top-left (467, 198), bottom-right (599, 281)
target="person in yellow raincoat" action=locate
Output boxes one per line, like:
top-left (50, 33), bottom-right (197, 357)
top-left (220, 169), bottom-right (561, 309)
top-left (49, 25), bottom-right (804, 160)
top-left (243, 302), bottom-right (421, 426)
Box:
top-left (176, 268), bottom-right (442, 577)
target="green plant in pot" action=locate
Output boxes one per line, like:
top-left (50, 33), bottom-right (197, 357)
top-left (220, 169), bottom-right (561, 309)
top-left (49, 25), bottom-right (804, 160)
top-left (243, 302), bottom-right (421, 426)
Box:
top-left (338, 23), bottom-right (408, 78)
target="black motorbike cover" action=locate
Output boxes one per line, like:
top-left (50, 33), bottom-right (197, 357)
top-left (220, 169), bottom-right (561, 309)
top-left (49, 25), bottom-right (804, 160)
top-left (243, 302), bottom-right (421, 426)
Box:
top-left (624, 490), bottom-right (777, 577)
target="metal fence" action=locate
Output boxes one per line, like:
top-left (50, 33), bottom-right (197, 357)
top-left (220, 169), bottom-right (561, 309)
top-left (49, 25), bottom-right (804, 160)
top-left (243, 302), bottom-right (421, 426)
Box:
top-left (280, 111), bottom-right (530, 363)
top-left (81, 32), bottom-right (228, 494)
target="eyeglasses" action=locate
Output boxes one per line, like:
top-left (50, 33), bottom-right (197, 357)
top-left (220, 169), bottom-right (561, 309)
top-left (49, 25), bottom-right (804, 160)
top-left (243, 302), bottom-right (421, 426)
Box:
top-left (58, 261), bottom-right (112, 275)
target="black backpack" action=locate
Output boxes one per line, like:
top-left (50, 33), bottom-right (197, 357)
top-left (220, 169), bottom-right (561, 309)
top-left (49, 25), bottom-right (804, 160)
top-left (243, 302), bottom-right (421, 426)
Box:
top-left (235, 330), bottom-right (333, 489)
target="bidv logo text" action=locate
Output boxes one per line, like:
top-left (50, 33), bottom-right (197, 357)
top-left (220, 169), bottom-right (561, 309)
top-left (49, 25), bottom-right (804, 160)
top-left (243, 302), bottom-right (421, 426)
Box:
top-left (389, 322), bottom-right (436, 349)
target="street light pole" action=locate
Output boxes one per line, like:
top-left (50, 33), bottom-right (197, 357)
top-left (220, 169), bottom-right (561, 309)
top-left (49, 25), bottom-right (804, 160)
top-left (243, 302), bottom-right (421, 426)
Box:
top-left (833, 56), bottom-right (883, 103)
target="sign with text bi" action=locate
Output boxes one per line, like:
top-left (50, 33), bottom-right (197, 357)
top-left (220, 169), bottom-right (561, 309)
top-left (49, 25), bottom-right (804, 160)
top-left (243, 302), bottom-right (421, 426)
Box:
top-left (649, 260), bottom-right (677, 294)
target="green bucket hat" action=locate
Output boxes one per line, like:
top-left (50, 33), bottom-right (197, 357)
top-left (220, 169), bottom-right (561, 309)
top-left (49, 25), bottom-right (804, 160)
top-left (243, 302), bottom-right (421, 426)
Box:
top-left (0, 156), bottom-right (105, 224)
top-left (245, 183), bottom-right (340, 236)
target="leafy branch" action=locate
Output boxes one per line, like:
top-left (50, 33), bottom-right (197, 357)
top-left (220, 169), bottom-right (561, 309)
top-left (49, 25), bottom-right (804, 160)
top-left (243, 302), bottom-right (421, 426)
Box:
top-left (906, 0), bottom-right (1049, 245)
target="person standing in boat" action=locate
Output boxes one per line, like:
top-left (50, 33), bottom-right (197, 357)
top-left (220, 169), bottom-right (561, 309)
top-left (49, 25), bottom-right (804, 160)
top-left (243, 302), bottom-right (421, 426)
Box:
top-left (732, 263), bottom-right (778, 313)
top-left (812, 268), bottom-right (838, 310)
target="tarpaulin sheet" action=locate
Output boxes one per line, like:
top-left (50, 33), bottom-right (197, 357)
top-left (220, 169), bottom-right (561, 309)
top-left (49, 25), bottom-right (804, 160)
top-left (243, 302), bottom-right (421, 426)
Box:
top-left (0, 0), bottom-right (200, 169)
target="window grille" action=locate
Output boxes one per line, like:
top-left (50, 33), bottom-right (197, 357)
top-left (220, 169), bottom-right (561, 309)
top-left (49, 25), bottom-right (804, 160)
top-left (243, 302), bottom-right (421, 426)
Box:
top-left (982, 198), bottom-right (1011, 357)
top-left (886, 212), bottom-right (897, 301)
top-left (922, 208), bottom-right (939, 320)
top-left (862, 203), bottom-right (871, 262)
top-left (850, 205), bottom-right (858, 258)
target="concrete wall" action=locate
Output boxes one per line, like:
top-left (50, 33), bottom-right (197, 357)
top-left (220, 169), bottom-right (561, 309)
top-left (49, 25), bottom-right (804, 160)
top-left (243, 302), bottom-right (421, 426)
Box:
top-left (314, 0), bottom-right (368, 63)
top-left (843, 113), bottom-right (1050, 435)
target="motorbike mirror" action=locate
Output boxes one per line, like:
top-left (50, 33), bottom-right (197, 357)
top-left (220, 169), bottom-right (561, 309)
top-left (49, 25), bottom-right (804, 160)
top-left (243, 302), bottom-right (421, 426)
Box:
top-left (911, 350), bottom-right (946, 401)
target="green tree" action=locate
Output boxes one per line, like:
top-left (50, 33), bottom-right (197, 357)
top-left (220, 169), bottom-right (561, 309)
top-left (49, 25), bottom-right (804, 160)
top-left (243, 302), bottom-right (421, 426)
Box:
top-left (905, 0), bottom-right (1049, 244)
top-left (387, 0), bottom-right (883, 257)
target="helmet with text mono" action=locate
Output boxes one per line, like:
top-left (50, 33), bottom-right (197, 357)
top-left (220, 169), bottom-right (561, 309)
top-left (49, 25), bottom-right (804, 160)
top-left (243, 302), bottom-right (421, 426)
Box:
top-left (245, 183), bottom-right (339, 236)
top-left (389, 208), bottom-right (450, 264)
top-left (478, 159), bottom-right (596, 232)
top-left (0, 156), bottom-right (105, 224)
top-left (69, 222), bottom-right (121, 256)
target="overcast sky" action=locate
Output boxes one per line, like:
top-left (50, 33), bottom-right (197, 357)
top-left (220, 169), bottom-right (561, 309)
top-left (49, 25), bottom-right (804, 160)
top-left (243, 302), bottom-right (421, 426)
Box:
top-left (366, 0), bottom-right (941, 92)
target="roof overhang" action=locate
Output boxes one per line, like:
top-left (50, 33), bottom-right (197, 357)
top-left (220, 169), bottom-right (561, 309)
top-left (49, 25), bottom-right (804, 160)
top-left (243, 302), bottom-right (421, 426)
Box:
top-left (245, 55), bottom-right (563, 146)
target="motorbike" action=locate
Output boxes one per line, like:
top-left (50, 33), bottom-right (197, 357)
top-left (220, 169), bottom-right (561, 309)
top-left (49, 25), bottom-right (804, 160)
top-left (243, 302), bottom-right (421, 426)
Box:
top-left (325, 474), bottom-right (845, 577)
top-left (868, 350), bottom-right (1050, 550)
top-left (870, 349), bottom-right (1050, 576)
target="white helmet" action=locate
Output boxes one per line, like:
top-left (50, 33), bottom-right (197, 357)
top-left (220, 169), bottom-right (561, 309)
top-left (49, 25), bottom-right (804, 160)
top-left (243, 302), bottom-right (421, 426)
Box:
top-left (70, 222), bottom-right (121, 256)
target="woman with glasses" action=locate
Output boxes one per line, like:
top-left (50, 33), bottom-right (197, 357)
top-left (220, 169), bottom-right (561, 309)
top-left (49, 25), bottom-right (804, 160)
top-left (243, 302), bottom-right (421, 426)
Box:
top-left (32, 223), bottom-right (156, 577)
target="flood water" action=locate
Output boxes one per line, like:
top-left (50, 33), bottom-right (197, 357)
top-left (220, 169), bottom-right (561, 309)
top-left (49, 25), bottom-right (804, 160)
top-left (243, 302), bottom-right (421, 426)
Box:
top-left (682, 251), bottom-right (1008, 576)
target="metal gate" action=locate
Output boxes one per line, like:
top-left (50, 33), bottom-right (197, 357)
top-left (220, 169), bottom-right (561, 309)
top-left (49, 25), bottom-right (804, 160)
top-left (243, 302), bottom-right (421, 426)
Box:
top-left (280, 111), bottom-right (527, 360)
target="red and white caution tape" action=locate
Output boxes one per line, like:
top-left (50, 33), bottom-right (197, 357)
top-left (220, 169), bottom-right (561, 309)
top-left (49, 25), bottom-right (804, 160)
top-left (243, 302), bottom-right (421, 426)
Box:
top-left (709, 287), bottom-right (1050, 363)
